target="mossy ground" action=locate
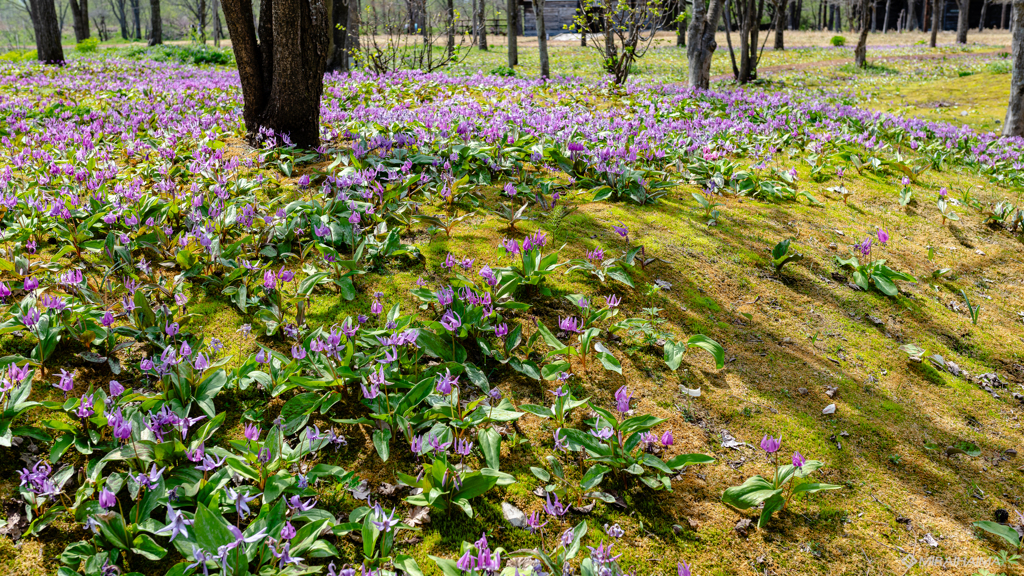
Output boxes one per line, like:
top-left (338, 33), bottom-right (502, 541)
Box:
top-left (3, 37), bottom-right (1024, 576)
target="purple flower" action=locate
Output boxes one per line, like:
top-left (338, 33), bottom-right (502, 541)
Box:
top-left (98, 488), bottom-right (116, 509)
top-left (244, 423), bottom-right (261, 443)
top-left (165, 322), bottom-right (179, 336)
top-left (440, 309), bottom-right (462, 332)
top-left (543, 492), bottom-right (568, 517)
top-left (270, 542), bottom-right (303, 569)
top-left (660, 429), bottom-right (674, 446)
top-left (75, 394), bottom-right (95, 418)
top-left (372, 504), bottom-right (400, 532)
top-left (109, 380), bottom-right (124, 397)
top-left (435, 368), bottom-right (459, 395)
top-left (792, 451), bottom-right (806, 468)
top-left (226, 487), bottom-right (258, 519)
top-left (155, 505), bottom-right (193, 542)
top-left (526, 511), bottom-right (548, 533)
top-left (23, 276), bottom-right (39, 291)
top-left (494, 322), bottom-right (509, 338)
top-left (53, 369), bottom-right (75, 393)
top-left (604, 523), bottom-right (624, 538)
top-left (877, 229), bottom-right (889, 244)
top-left (604, 294), bottom-right (621, 308)
top-left (558, 316), bottom-right (581, 334)
top-left (859, 238), bottom-right (872, 257)
top-left (678, 561), bottom-right (692, 576)
top-left (280, 521), bottom-right (297, 540)
top-left (292, 345), bottom-right (306, 360)
top-left (760, 434), bottom-right (782, 454)
top-left (612, 223), bottom-right (629, 240)
top-left (263, 270), bottom-right (277, 291)
top-left (614, 385), bottom-right (631, 413)
top-left (553, 428), bottom-right (568, 451)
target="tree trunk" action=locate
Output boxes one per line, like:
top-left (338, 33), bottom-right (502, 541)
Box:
top-left (687, 0), bottom-right (726, 88)
top-left (131, 0), bottom-right (141, 38)
top-left (774, 0), bottom-right (785, 48)
top-left (507, 0), bottom-right (518, 65)
top-left (956, 0), bottom-right (969, 42)
top-left (677, 0), bottom-right (687, 46)
top-left (447, 0), bottom-right (455, 57)
top-left (604, 0), bottom-right (614, 59)
top-left (978, 0), bottom-right (988, 30)
top-left (148, 0), bottom-right (161, 44)
top-left (883, 0), bottom-right (892, 31)
top-left (212, 0), bottom-right (222, 46)
top-left (326, 0), bottom-right (349, 71)
top-left (855, 0), bottom-right (870, 65)
top-left (1003, 2), bottom-right (1010, 29)
top-left (872, 0), bottom-right (878, 32)
top-left (477, 0), bottom-right (487, 49)
top-left (906, 0), bottom-right (916, 29)
top-left (220, 0), bottom-right (329, 148)
top-left (738, 0), bottom-right (754, 82)
top-left (535, 0), bottom-right (549, 77)
top-left (930, 0), bottom-right (939, 45)
top-left (348, 0), bottom-right (360, 59)
top-left (29, 0), bottom-right (66, 64)
top-left (69, 0), bottom-right (90, 41)
top-left (1005, 0), bottom-right (1024, 136)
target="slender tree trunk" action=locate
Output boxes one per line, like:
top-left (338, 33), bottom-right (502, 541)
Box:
top-left (872, 0), bottom-right (878, 32)
top-left (1005, 0), bottom-right (1024, 136)
top-left (326, 0), bottom-right (349, 71)
top-left (978, 0), bottom-right (988, 30)
top-left (29, 0), bottom-right (66, 63)
top-left (930, 0), bottom-right (939, 45)
top-left (1003, 2), bottom-right (1010, 29)
top-left (69, 0), bottom-right (90, 41)
top-left (774, 0), bottom-right (786, 47)
top-left (535, 0), bottom-right (549, 77)
top-left (604, 0), bottom-right (614, 58)
top-left (221, 0), bottom-right (330, 148)
top-left (507, 0), bottom-right (518, 65)
top-left (477, 0), bottom-right (487, 48)
top-left (446, 0), bottom-right (455, 56)
top-left (883, 0), bottom-right (892, 30)
top-left (677, 0), bottom-right (687, 46)
top-left (906, 0), bottom-right (916, 29)
top-left (688, 0), bottom-right (726, 88)
top-left (738, 0), bottom-right (754, 82)
top-left (956, 0), bottom-right (969, 42)
top-left (723, 0), bottom-right (740, 77)
top-left (855, 0), bottom-right (870, 65)
top-left (129, 0), bottom-right (140, 38)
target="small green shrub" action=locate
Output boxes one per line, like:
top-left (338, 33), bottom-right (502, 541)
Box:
top-left (986, 60), bottom-right (1012, 74)
top-left (0, 50), bottom-right (36, 62)
top-left (75, 38), bottom-right (100, 52)
top-left (830, 35), bottom-right (846, 47)
top-left (489, 65), bottom-right (517, 77)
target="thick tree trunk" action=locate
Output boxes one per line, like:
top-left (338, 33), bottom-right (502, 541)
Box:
top-left (147, 0), bottom-right (161, 44)
top-left (221, 0), bottom-right (329, 148)
top-left (774, 0), bottom-right (786, 48)
top-left (1005, 0), bottom-right (1024, 136)
top-left (507, 0), bottom-right (518, 65)
top-left (688, 0), bottom-right (726, 88)
top-left (535, 0), bottom-right (549, 77)
top-left (477, 0), bottom-right (487, 49)
top-left (69, 0), bottom-right (90, 41)
top-left (326, 0), bottom-right (349, 71)
top-left (129, 0), bottom-right (140, 38)
top-left (956, 0), bottom-right (969, 42)
top-left (930, 0), bottom-right (939, 45)
top-left (29, 0), bottom-right (66, 64)
top-left (855, 0), bottom-right (870, 65)
top-left (906, 0), bottom-right (916, 29)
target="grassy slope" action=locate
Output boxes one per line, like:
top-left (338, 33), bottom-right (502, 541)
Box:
top-left (3, 47), bottom-right (1024, 576)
